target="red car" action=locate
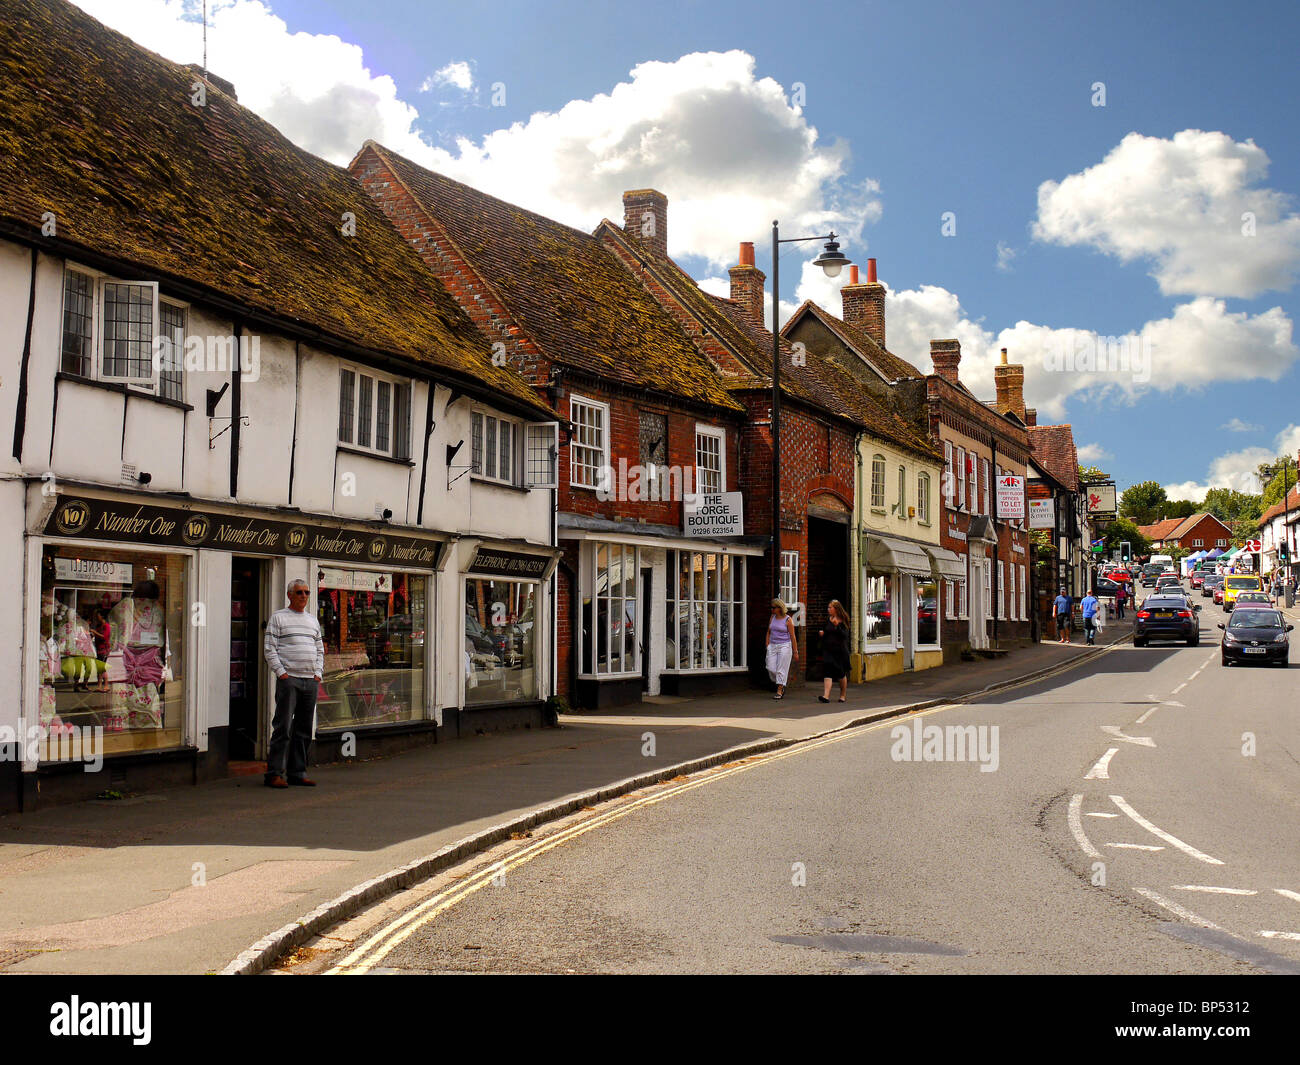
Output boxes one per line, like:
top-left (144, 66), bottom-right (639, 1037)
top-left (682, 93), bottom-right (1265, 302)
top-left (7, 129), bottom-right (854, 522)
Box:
top-left (1190, 571), bottom-right (1206, 589)
top-left (1213, 585), bottom-right (1225, 605)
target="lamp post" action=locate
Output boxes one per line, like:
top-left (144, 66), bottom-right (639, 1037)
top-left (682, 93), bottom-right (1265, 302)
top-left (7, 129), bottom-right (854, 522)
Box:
top-left (769, 223), bottom-right (850, 600)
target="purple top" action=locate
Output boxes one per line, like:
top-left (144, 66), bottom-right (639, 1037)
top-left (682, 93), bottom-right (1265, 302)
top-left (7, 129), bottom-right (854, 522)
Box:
top-left (769, 616), bottom-right (791, 644)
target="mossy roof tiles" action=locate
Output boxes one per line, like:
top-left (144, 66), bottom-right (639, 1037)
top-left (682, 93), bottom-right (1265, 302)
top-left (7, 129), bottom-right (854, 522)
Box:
top-left (0, 0), bottom-right (549, 415)
top-left (363, 144), bottom-right (742, 412)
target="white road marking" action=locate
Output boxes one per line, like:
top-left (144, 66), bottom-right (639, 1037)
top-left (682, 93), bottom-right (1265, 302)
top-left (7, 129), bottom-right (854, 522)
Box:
top-left (1085, 748), bottom-right (1120, 779)
top-left (1259, 931), bottom-right (1300, 941)
top-left (1171, 682), bottom-right (1187, 694)
top-left (1275, 889), bottom-right (1300, 904)
top-left (1101, 725), bottom-right (1156, 747)
top-left (1135, 706), bottom-right (1159, 724)
top-left (1172, 885), bottom-right (1257, 895)
top-left (1110, 795), bottom-right (1225, 865)
top-left (1108, 843), bottom-right (1165, 851)
top-left (1068, 794), bottom-right (1101, 859)
top-left (1087, 812), bottom-right (1119, 818)
top-left (1146, 693), bottom-right (1160, 702)
top-left (1163, 700), bottom-right (1185, 708)
top-left (1134, 887), bottom-right (1222, 930)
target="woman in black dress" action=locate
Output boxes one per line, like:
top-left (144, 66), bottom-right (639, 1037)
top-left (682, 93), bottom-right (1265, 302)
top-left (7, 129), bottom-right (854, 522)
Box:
top-left (818, 599), bottom-right (851, 703)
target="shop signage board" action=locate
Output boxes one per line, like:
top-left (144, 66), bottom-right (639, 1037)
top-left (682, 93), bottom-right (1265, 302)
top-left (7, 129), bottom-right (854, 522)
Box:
top-left (1028, 498), bottom-right (1055, 530)
top-left (1084, 482), bottom-right (1117, 517)
top-left (996, 475), bottom-right (1025, 521)
top-left (318, 567), bottom-right (393, 591)
top-left (468, 546), bottom-right (551, 579)
top-left (683, 492), bottom-right (744, 537)
top-left (44, 495), bottom-right (446, 568)
top-left (53, 557), bottom-right (134, 585)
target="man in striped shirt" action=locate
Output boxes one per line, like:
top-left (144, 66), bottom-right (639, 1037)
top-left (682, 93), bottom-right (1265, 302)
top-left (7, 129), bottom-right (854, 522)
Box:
top-left (263, 578), bottom-right (325, 788)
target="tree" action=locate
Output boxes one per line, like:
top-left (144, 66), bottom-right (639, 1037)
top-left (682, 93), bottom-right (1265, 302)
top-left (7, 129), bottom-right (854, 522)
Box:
top-left (1202, 487), bottom-right (1263, 524)
top-left (1163, 499), bottom-right (1197, 519)
top-left (1119, 481), bottom-right (1167, 526)
top-left (1261, 462), bottom-right (1298, 508)
top-left (1102, 517), bottom-right (1149, 558)
top-left (1078, 464), bottom-right (1110, 484)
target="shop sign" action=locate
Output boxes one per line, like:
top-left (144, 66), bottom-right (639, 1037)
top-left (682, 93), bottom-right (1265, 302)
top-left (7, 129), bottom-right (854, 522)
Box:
top-left (1084, 482), bottom-right (1117, 517)
top-left (53, 557), bottom-right (134, 585)
top-left (1029, 499), bottom-right (1055, 530)
top-left (469, 546), bottom-right (550, 579)
top-left (318, 568), bottom-right (393, 592)
top-left (684, 492), bottom-right (744, 537)
top-left (996, 475), bottom-right (1025, 520)
top-left (947, 525), bottom-right (968, 542)
top-left (44, 495), bottom-right (444, 567)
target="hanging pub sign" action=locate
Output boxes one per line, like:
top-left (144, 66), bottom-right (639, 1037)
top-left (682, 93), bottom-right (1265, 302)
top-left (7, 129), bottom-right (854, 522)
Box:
top-left (1028, 498), bottom-right (1055, 530)
top-left (1084, 482), bottom-right (1117, 517)
top-left (43, 495), bottom-right (447, 567)
top-left (684, 492), bottom-right (744, 537)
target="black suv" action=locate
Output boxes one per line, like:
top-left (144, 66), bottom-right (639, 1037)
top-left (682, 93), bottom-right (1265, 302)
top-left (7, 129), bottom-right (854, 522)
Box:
top-left (1134, 595), bottom-right (1201, 647)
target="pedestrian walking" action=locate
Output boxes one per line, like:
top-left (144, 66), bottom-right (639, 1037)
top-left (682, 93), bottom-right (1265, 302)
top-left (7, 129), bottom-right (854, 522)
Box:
top-left (1115, 582), bottom-right (1127, 620)
top-left (263, 578), bottom-right (324, 788)
top-left (1053, 588), bottom-right (1073, 644)
top-left (1081, 589), bottom-right (1100, 645)
top-left (765, 599), bottom-right (798, 700)
top-left (817, 600), bottom-right (851, 704)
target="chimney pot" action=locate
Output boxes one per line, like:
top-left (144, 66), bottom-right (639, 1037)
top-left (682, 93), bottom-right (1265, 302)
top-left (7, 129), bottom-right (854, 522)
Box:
top-left (867, 258), bottom-right (877, 283)
top-left (739, 241), bottom-right (754, 267)
top-left (849, 264), bottom-right (859, 285)
top-left (728, 245), bottom-right (767, 324)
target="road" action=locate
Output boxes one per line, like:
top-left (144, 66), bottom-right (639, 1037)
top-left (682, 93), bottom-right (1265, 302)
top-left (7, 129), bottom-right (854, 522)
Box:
top-left (284, 595), bottom-right (1300, 975)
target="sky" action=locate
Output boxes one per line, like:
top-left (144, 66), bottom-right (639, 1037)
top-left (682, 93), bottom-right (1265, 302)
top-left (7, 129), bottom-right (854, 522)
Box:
top-left (70, 0), bottom-right (1300, 503)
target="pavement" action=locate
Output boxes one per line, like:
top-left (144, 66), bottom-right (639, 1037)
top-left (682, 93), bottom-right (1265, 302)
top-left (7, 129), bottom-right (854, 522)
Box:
top-left (0, 620), bottom-right (1131, 975)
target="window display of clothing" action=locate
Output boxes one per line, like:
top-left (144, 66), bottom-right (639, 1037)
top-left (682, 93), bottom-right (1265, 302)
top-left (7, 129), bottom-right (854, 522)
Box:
top-left (107, 585), bottom-right (168, 729)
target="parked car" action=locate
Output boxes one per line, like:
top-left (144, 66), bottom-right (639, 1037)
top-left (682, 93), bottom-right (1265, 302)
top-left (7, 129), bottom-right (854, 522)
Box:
top-left (1202, 574), bottom-right (1224, 599)
top-left (1134, 596), bottom-right (1201, 647)
top-left (1219, 607), bottom-right (1292, 666)
top-left (1190, 571), bottom-right (1206, 590)
top-left (1233, 591), bottom-right (1273, 609)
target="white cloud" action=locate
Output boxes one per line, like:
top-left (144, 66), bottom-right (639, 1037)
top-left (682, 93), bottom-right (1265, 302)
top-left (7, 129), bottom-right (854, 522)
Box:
top-left (72, 2), bottom-right (880, 270)
top-left (996, 241), bottom-right (1016, 272)
top-left (1077, 443), bottom-right (1112, 463)
top-left (1163, 423), bottom-right (1300, 500)
top-left (1034, 129), bottom-right (1300, 299)
top-left (421, 60), bottom-right (474, 94)
top-left (1220, 417), bottom-right (1262, 433)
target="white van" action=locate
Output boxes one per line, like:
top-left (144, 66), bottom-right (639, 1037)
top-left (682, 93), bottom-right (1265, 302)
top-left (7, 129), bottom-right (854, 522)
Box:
top-left (1149, 554), bottom-right (1174, 570)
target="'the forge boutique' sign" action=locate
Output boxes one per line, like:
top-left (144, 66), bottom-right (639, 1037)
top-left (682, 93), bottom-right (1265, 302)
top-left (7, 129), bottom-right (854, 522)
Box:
top-left (45, 496), bottom-right (446, 567)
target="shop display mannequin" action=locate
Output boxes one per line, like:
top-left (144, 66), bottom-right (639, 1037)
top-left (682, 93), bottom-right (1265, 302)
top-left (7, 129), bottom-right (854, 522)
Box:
top-left (107, 580), bottom-right (168, 729)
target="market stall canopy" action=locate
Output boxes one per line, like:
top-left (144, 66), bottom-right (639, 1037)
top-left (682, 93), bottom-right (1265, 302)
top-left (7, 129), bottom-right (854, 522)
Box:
top-left (924, 546), bottom-right (966, 582)
top-left (1221, 546), bottom-right (1241, 560)
top-left (1205, 548), bottom-right (1225, 559)
top-left (862, 534), bottom-right (932, 578)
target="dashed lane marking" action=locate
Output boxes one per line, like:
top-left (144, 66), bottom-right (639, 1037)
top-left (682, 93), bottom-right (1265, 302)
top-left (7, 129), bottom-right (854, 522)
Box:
top-left (1101, 725), bottom-right (1155, 747)
top-left (1108, 843), bottom-right (1164, 851)
top-left (1068, 794), bottom-right (1100, 859)
top-left (1134, 705), bottom-right (1160, 725)
top-left (1135, 888), bottom-right (1222, 930)
top-left (1085, 748), bottom-right (1119, 780)
top-left (1275, 889), bottom-right (1300, 904)
top-left (1259, 931), bottom-right (1300, 941)
top-left (1110, 795), bottom-right (1225, 865)
top-left (1172, 885), bottom-right (1257, 895)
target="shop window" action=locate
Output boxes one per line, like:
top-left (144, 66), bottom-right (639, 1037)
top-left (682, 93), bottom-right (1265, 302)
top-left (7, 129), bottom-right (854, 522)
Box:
top-left (570, 394), bottom-right (609, 489)
top-left (863, 573), bottom-right (894, 648)
top-left (666, 551), bottom-right (746, 670)
top-left (465, 578), bottom-right (538, 704)
top-left (338, 364), bottom-right (411, 460)
top-left (582, 543), bottom-right (638, 675)
top-left (38, 545), bottom-right (186, 760)
top-left (917, 580), bottom-right (939, 646)
top-left (316, 568), bottom-right (426, 728)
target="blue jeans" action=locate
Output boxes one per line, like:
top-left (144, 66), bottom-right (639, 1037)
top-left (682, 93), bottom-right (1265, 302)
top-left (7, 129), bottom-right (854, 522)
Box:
top-left (266, 675), bottom-right (317, 781)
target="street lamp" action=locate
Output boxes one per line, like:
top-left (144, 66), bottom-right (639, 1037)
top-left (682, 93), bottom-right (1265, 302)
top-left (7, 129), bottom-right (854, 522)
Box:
top-left (770, 224), bottom-right (852, 599)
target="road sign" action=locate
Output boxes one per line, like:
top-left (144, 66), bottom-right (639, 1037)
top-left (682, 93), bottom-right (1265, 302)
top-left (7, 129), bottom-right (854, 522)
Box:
top-left (1244, 538), bottom-right (1262, 553)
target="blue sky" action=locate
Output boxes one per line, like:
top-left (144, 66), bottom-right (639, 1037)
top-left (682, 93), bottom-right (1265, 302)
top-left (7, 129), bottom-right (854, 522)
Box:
top-left (77, 0), bottom-right (1300, 500)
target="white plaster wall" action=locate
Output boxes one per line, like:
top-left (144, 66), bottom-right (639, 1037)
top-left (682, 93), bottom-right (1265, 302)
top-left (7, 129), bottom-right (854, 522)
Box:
top-left (233, 331), bottom-right (297, 506)
top-left (121, 398), bottom-right (184, 490)
top-left (49, 378), bottom-right (127, 484)
top-left (0, 480), bottom-right (27, 733)
top-left (198, 550), bottom-right (232, 740)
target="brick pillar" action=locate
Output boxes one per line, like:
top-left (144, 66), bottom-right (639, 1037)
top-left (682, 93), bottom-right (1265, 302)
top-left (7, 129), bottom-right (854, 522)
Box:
top-left (728, 242), bottom-right (766, 323)
top-left (993, 347), bottom-right (1026, 420)
top-left (841, 257), bottom-right (886, 347)
top-left (931, 338), bottom-right (961, 384)
top-left (623, 189), bottom-right (668, 259)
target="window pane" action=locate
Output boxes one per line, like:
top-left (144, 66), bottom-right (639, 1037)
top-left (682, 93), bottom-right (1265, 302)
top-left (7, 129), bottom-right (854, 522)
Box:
top-left (158, 302), bottom-right (185, 401)
top-left (471, 411), bottom-right (483, 473)
top-left (60, 270), bottom-right (93, 377)
top-left (499, 421), bottom-right (513, 484)
top-left (101, 282), bottom-right (153, 379)
top-left (357, 375), bottom-right (373, 449)
top-left (464, 578), bottom-right (536, 705)
top-left (871, 457), bottom-right (885, 508)
top-left (375, 380), bottom-right (391, 454)
top-left (696, 430), bottom-right (722, 495)
top-left (339, 370), bottom-right (355, 444)
top-left (485, 416), bottom-right (497, 479)
top-left (394, 384), bottom-right (411, 460)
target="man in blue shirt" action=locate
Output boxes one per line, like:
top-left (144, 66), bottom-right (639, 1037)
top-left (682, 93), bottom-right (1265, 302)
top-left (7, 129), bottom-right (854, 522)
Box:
top-left (1053, 589), bottom-right (1073, 644)
top-left (1080, 589), bottom-right (1100, 645)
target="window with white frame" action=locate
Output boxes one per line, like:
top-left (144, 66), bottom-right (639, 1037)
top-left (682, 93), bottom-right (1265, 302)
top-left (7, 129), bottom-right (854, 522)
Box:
top-left (780, 550), bottom-right (799, 608)
top-left (897, 466), bottom-right (906, 515)
top-left (1193, 538), bottom-right (1204, 547)
top-left (1216, 538), bottom-right (1227, 547)
top-left (918, 472), bottom-right (931, 524)
top-left (943, 441), bottom-right (954, 507)
top-left (956, 447), bottom-right (966, 510)
top-left (1000, 561), bottom-right (1007, 620)
top-left (871, 455), bottom-right (886, 509)
top-left (59, 265), bottom-right (188, 397)
top-left (570, 395), bottom-right (609, 489)
top-left (695, 425), bottom-right (725, 495)
top-left (983, 564), bottom-right (992, 621)
top-left (945, 579), bottom-right (956, 618)
top-left (470, 408), bottom-right (524, 485)
top-left (958, 576), bottom-right (968, 619)
top-left (583, 543), bottom-right (639, 675)
top-left (667, 550), bottom-right (746, 669)
top-left (982, 457), bottom-right (990, 516)
top-left (1019, 564), bottom-right (1027, 620)
top-left (338, 365), bottom-right (412, 460)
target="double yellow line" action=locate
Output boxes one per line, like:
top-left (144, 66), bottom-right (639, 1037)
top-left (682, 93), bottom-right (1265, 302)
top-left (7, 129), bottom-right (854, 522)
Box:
top-left (328, 711), bottom-right (945, 974)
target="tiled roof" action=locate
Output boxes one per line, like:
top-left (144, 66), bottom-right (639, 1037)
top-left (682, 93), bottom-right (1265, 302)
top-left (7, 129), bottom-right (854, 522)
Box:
top-left (782, 300), bottom-right (925, 383)
top-left (1166, 512), bottom-right (1228, 541)
top-left (1257, 485), bottom-right (1300, 527)
top-left (1137, 517), bottom-right (1184, 541)
top-left (361, 144), bottom-right (742, 411)
top-left (0, 0), bottom-right (548, 415)
top-left (1028, 424), bottom-right (1080, 490)
top-left (598, 223), bottom-right (941, 461)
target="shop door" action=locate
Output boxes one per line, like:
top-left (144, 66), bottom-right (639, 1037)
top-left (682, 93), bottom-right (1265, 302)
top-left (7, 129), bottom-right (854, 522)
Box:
top-left (900, 575), bottom-right (916, 670)
top-left (228, 557), bottom-right (264, 762)
top-left (640, 566), bottom-right (652, 692)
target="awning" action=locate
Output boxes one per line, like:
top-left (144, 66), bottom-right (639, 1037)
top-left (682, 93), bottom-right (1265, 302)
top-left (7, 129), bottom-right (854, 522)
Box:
top-left (924, 545), bottom-right (966, 581)
top-left (862, 533), bottom-right (933, 578)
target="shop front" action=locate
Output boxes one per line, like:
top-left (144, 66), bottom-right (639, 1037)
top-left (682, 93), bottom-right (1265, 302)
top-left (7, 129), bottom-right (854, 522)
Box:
top-left (856, 532), bottom-right (942, 682)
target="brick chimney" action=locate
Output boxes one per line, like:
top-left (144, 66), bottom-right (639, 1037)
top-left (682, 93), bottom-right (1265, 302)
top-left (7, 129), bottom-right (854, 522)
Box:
top-left (623, 189), bottom-right (668, 259)
top-left (728, 242), bottom-right (766, 324)
top-left (1024, 407), bottom-right (1038, 426)
top-left (841, 257), bottom-right (886, 348)
top-left (993, 346), bottom-right (1027, 421)
top-left (930, 338), bottom-right (961, 384)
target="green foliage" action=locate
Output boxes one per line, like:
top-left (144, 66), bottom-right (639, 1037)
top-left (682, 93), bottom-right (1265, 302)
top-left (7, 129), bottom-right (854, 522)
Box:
top-left (1261, 463), bottom-right (1298, 508)
top-left (1078, 464), bottom-right (1110, 484)
top-left (1202, 487), bottom-right (1262, 524)
top-left (1119, 481), bottom-right (1167, 526)
top-left (1163, 499), bottom-right (1197, 519)
top-left (1102, 517), bottom-right (1149, 557)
